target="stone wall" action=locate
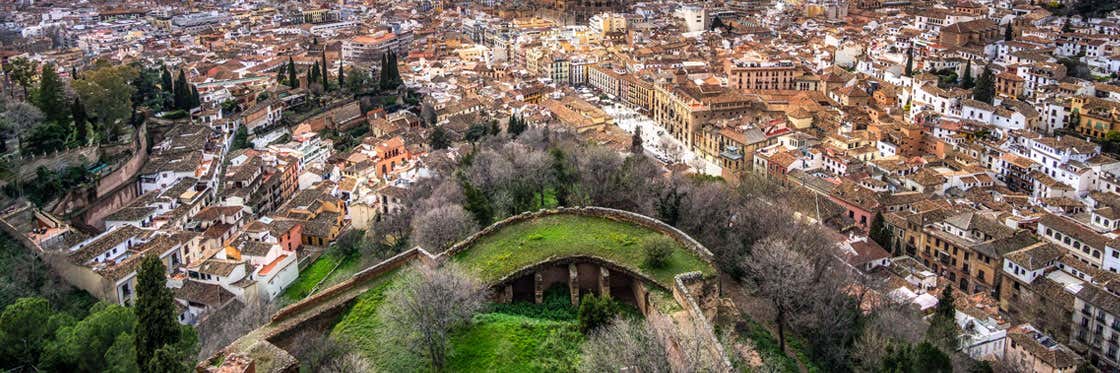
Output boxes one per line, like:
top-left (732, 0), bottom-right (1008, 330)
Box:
top-left (205, 208), bottom-right (729, 371)
top-left (443, 206), bottom-right (717, 262)
top-left (95, 121), bottom-right (149, 198)
top-left (16, 145), bottom-right (99, 180)
top-left (269, 247), bottom-right (432, 323)
top-left (673, 272), bottom-right (734, 371)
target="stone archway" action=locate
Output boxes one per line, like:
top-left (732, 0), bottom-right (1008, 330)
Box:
top-left (490, 255), bottom-right (656, 315)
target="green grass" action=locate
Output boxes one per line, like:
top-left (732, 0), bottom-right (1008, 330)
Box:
top-left (738, 319), bottom-right (800, 373)
top-left (788, 336), bottom-right (824, 373)
top-left (319, 255), bottom-right (362, 288)
top-left (333, 277), bottom-right (584, 371)
top-left (330, 271), bottom-right (400, 355)
top-left (453, 214), bottom-right (714, 287)
top-left (446, 313), bottom-right (583, 372)
top-left (279, 254), bottom-right (346, 304)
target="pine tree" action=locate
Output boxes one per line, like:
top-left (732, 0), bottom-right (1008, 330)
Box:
top-left (904, 47), bottom-right (914, 77)
top-left (287, 56), bottom-right (298, 89)
top-left (925, 285), bottom-right (959, 352)
top-left (1004, 23), bottom-right (1013, 41)
top-left (134, 254), bottom-right (182, 369)
top-left (430, 125), bottom-right (449, 150)
top-left (146, 345), bottom-right (187, 373)
top-left (710, 17), bottom-right (725, 31)
top-left (960, 59), bottom-right (974, 89)
top-left (460, 178), bottom-right (494, 226)
top-left (972, 65), bottom-right (995, 104)
top-left (34, 63), bottom-right (67, 123)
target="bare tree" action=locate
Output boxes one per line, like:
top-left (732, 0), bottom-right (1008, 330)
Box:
top-left (512, 148), bottom-right (554, 208)
top-left (289, 330), bottom-right (372, 373)
top-left (466, 148), bottom-right (515, 194)
top-left (3, 101), bottom-right (42, 151)
top-left (416, 179), bottom-right (465, 213)
top-left (410, 204), bottom-right (479, 253)
top-left (370, 208), bottom-right (412, 248)
top-left (319, 351), bottom-right (372, 373)
top-left (579, 317), bottom-right (670, 373)
top-left (378, 263), bottom-right (487, 371)
top-left (649, 313), bottom-right (731, 372)
top-left (575, 145), bottom-right (623, 206)
top-left (742, 237), bottom-right (815, 353)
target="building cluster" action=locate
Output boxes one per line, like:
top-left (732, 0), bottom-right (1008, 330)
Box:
top-left (0, 0), bottom-right (1118, 370)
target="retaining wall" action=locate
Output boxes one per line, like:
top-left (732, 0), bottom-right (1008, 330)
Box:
top-left (205, 208), bottom-right (730, 372)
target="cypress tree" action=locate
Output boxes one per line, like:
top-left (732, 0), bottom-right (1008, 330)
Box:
top-left (287, 56), bottom-right (298, 89)
top-left (34, 63), bottom-right (67, 123)
top-left (337, 62), bottom-right (344, 88)
top-left (390, 51), bottom-right (400, 87)
top-left (276, 64), bottom-right (286, 85)
top-left (310, 61), bottom-right (320, 85)
top-left (161, 66), bottom-right (173, 95)
top-left (133, 255), bottom-right (182, 369)
top-left (973, 65), bottom-right (995, 104)
top-left (631, 125), bottom-right (643, 154)
top-left (379, 53), bottom-right (389, 91)
top-left (1004, 23), bottom-right (1013, 41)
top-left (904, 47), bottom-right (914, 77)
top-left (174, 69), bottom-right (189, 110)
top-left (960, 59), bottom-right (974, 89)
top-left (190, 85), bottom-right (200, 109)
top-left (70, 65), bottom-right (79, 80)
top-left (508, 115), bottom-right (527, 137)
top-left (869, 211), bottom-right (891, 251)
top-left (321, 51), bottom-right (329, 89)
top-left (72, 97), bottom-right (88, 144)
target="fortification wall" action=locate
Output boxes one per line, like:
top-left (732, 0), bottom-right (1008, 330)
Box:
top-left (203, 208), bottom-right (729, 372)
top-left (16, 145), bottom-right (99, 180)
top-left (443, 206), bottom-right (716, 262)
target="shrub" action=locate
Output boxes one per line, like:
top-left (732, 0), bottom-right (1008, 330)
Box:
top-left (161, 110), bottom-right (187, 119)
top-left (643, 237), bottom-right (674, 269)
top-left (578, 294), bottom-right (620, 333)
top-left (489, 286), bottom-right (576, 321)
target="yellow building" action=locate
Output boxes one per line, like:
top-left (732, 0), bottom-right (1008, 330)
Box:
top-left (1072, 96), bottom-right (1120, 138)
